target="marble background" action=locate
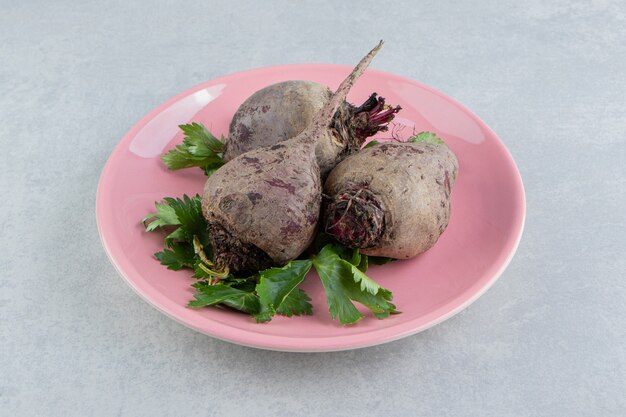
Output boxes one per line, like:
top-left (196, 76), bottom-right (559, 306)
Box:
top-left (1, 1), bottom-right (624, 416)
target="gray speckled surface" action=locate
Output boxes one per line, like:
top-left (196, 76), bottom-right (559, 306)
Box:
top-left (1, 1), bottom-right (625, 416)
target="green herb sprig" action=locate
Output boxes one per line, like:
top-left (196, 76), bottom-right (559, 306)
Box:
top-left (143, 195), bottom-right (397, 324)
top-left (161, 123), bottom-right (225, 176)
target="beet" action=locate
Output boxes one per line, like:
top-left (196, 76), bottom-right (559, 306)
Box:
top-left (223, 81), bottom-right (400, 177)
top-left (323, 140), bottom-right (459, 259)
top-left (202, 42), bottom-right (385, 274)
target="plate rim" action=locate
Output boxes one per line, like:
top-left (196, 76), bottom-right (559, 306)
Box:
top-left (96, 64), bottom-right (526, 352)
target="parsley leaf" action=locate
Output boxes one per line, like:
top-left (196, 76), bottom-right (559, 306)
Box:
top-left (166, 195), bottom-right (210, 248)
top-left (408, 131), bottom-right (445, 145)
top-left (143, 194), bottom-right (314, 322)
top-left (276, 289), bottom-right (313, 317)
top-left (323, 241), bottom-right (370, 273)
top-left (368, 256), bottom-right (394, 266)
top-left (143, 194), bottom-right (213, 269)
top-left (189, 282), bottom-right (260, 315)
top-left (356, 252), bottom-right (368, 272)
top-left (189, 261), bottom-right (315, 322)
top-left (312, 251), bottom-right (362, 325)
top-left (203, 161), bottom-right (224, 177)
top-left (221, 276), bottom-right (258, 291)
top-left (342, 273), bottom-right (397, 320)
top-left (312, 244), bottom-right (398, 325)
top-left (143, 196), bottom-right (396, 325)
top-left (161, 122), bottom-right (225, 175)
top-left (254, 260), bottom-right (313, 322)
top-left (155, 243), bottom-right (196, 270)
top-left (142, 202), bottom-right (179, 231)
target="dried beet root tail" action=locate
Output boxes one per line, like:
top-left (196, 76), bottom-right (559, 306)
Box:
top-left (330, 94), bottom-right (401, 158)
top-left (352, 93), bottom-right (401, 144)
top-left (324, 185), bottom-right (385, 248)
top-left (360, 93), bottom-right (402, 126)
top-left (206, 220), bottom-right (274, 275)
top-left (304, 41), bottom-right (383, 143)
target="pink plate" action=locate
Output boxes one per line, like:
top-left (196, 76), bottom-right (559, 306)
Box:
top-left (96, 65), bottom-right (525, 352)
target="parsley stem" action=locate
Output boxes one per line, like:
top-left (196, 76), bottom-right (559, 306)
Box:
top-left (197, 262), bottom-right (230, 279)
top-left (193, 236), bottom-right (230, 281)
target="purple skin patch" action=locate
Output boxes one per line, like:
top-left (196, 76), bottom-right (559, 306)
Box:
top-left (350, 94), bottom-right (401, 143)
top-left (241, 155), bottom-right (260, 164)
top-left (236, 124), bottom-right (253, 143)
top-left (264, 178), bottom-right (296, 195)
top-left (247, 192), bottom-right (262, 204)
top-left (280, 220), bottom-right (303, 238)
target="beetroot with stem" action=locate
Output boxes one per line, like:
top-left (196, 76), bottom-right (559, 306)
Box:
top-left (224, 81), bottom-right (400, 177)
top-left (323, 139), bottom-right (459, 259)
top-left (202, 42), bottom-right (385, 274)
